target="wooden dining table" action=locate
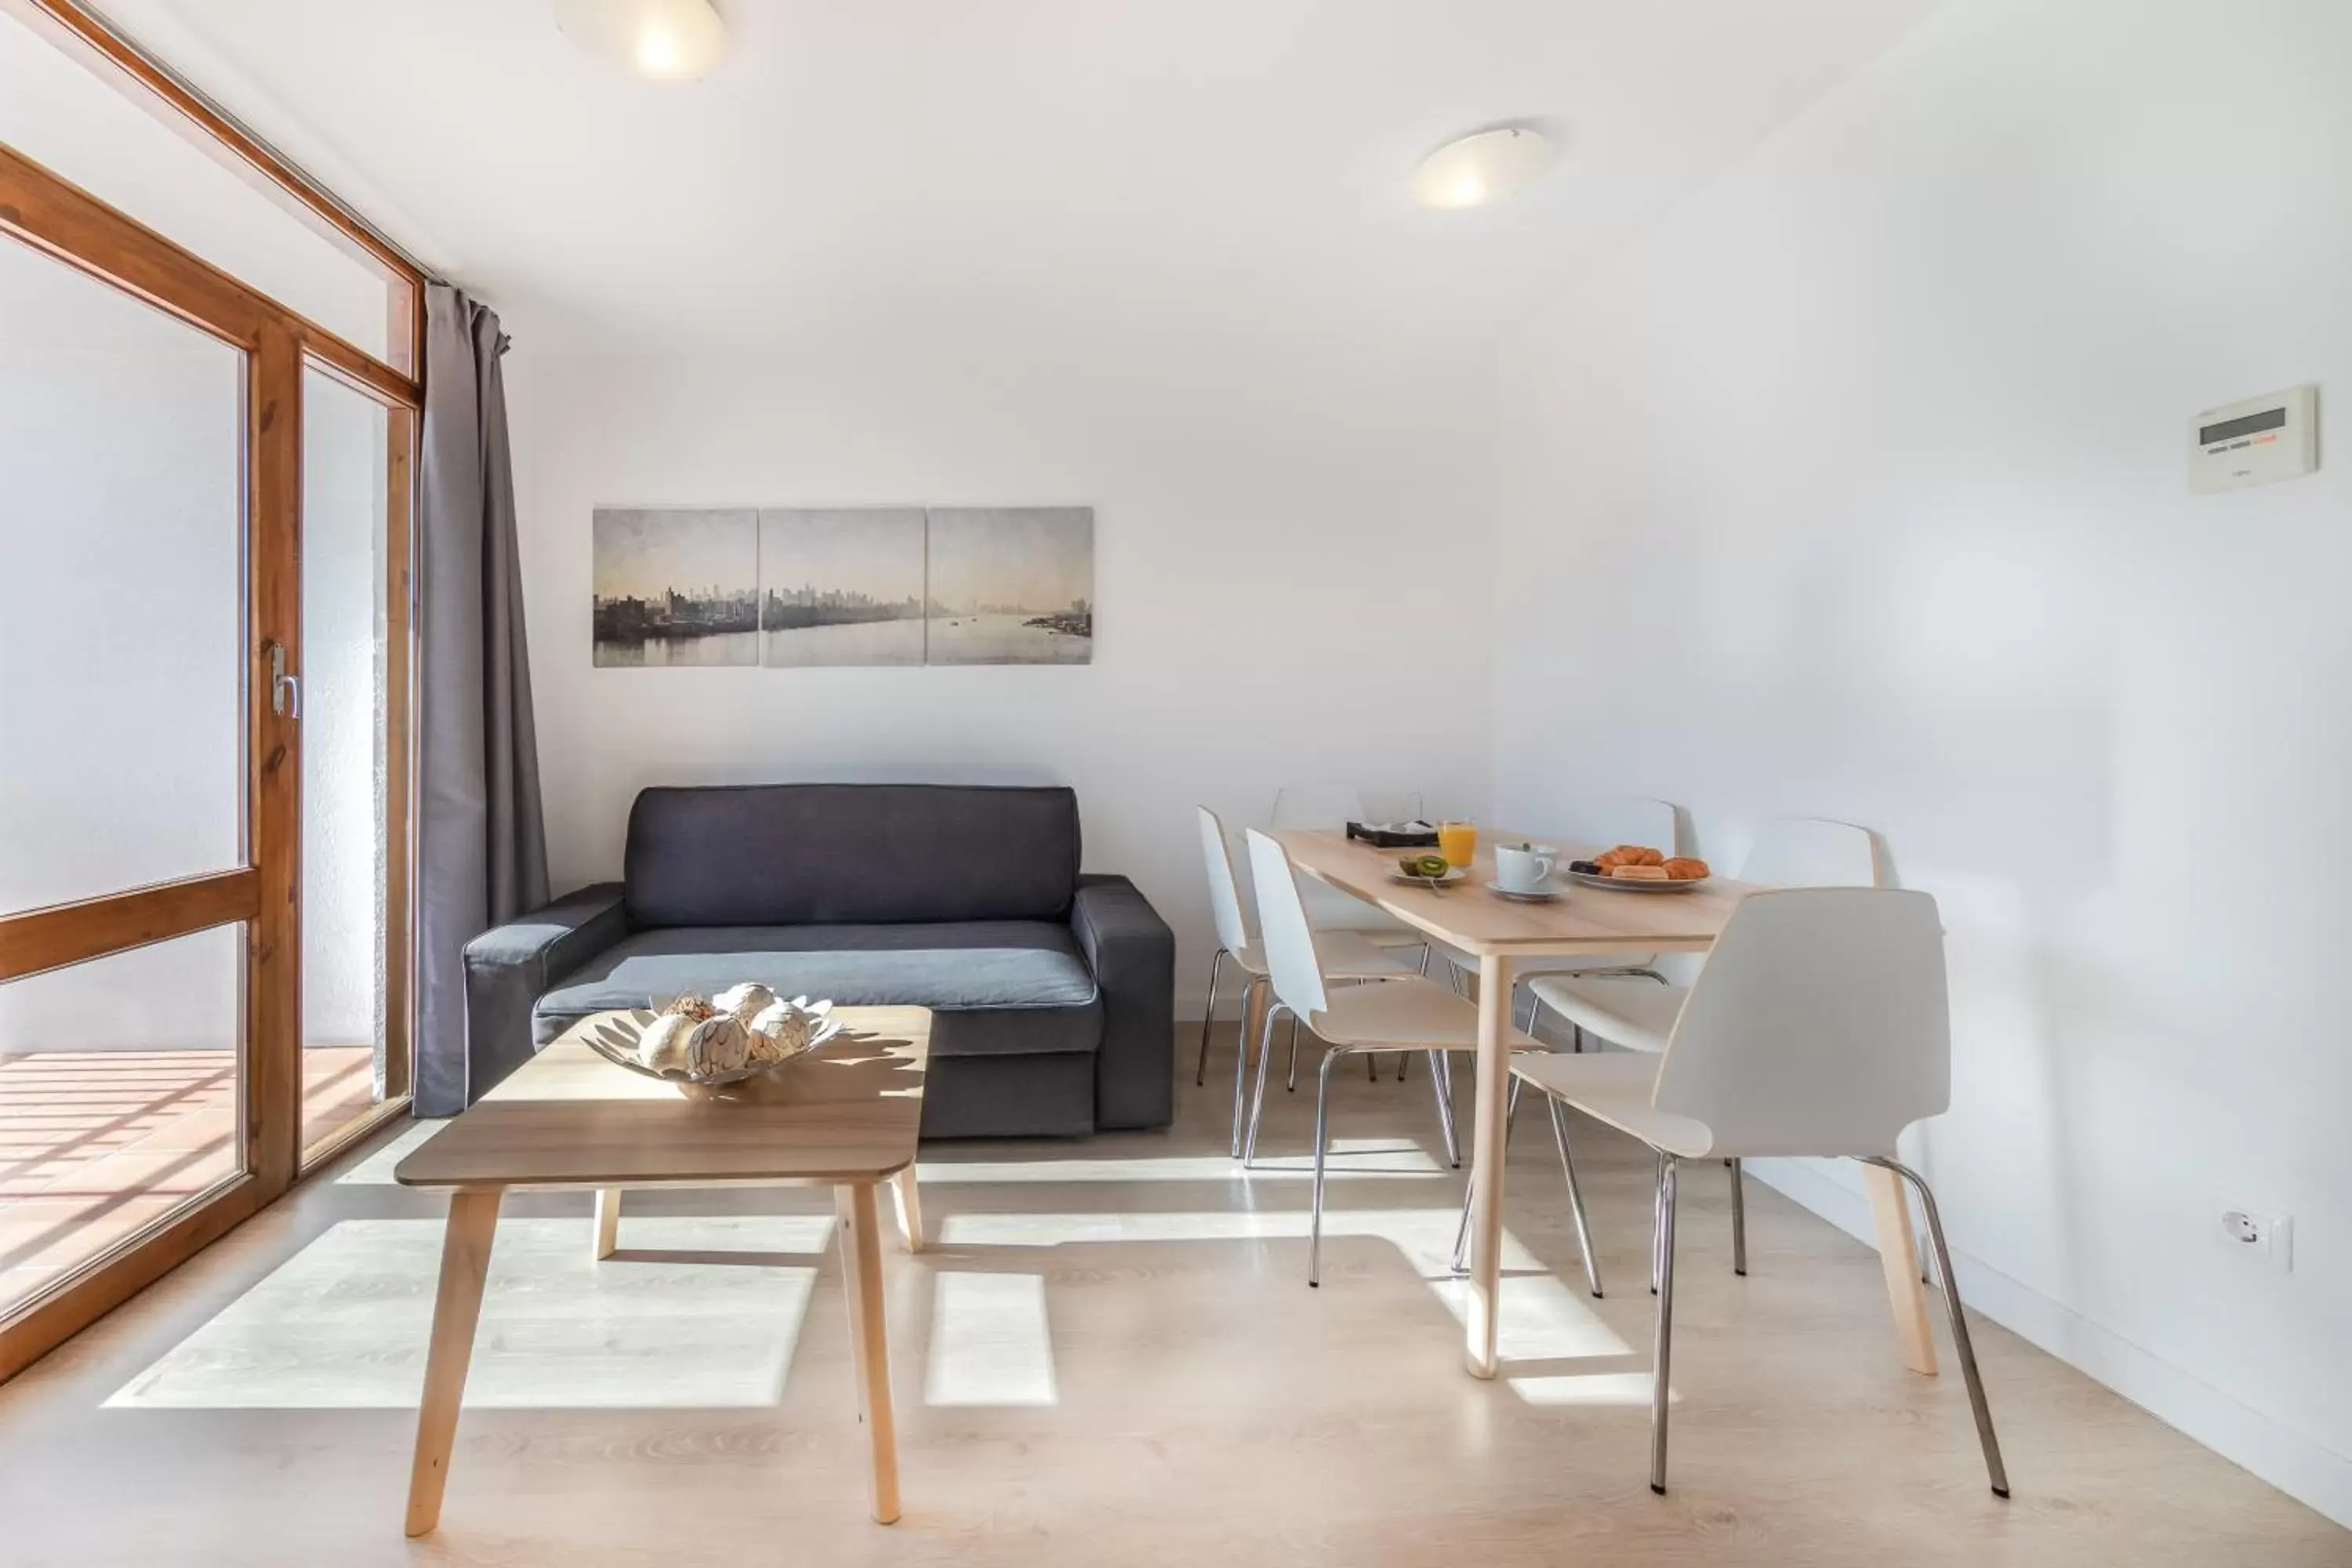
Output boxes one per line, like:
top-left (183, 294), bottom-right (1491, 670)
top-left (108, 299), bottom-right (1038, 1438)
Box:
top-left (1272, 828), bottom-right (1940, 1381)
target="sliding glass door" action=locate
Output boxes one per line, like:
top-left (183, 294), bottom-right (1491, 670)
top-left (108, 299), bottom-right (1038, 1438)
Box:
top-left (299, 366), bottom-right (415, 1161)
top-left (0, 234), bottom-right (255, 1327)
top-left (0, 91), bottom-right (420, 1375)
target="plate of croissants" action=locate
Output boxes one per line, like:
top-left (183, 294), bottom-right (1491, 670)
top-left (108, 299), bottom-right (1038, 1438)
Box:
top-left (1565, 846), bottom-right (1711, 892)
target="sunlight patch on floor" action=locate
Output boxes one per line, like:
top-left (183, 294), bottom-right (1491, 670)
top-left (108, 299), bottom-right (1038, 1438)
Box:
top-left (1508, 1371), bottom-right (1671, 1406)
top-left (106, 1215), bottom-right (829, 1410)
top-left (917, 1139), bottom-right (1449, 1185)
top-left (935, 1208), bottom-right (1543, 1276)
top-left (924, 1271), bottom-right (1058, 1407)
top-left (1425, 1269), bottom-right (1632, 1362)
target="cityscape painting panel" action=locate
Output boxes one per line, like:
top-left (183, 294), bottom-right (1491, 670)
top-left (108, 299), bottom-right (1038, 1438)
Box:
top-left (924, 506), bottom-right (1094, 666)
top-left (592, 508), bottom-right (759, 666)
top-left (590, 504), bottom-right (1094, 668)
top-left (759, 508), bottom-right (927, 666)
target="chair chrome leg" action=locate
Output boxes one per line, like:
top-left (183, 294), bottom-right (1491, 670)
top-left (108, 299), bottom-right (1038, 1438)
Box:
top-left (1650, 1155), bottom-right (1680, 1495)
top-left (1451, 1073), bottom-right (1522, 1272)
top-left (1242, 996), bottom-right (1287, 1165)
top-left (1546, 1094), bottom-right (1603, 1298)
top-left (1229, 976), bottom-right (1267, 1158)
top-left (1194, 947), bottom-right (1228, 1087)
top-left (1367, 1051), bottom-right (1380, 1083)
top-left (1730, 1157), bottom-right (1747, 1276)
top-left (1651, 1152), bottom-right (1668, 1294)
top-left (1286, 1013), bottom-right (1303, 1091)
top-left (1572, 1022), bottom-right (1584, 1054)
top-left (1308, 1047), bottom-right (1345, 1287)
top-left (1396, 1051), bottom-right (1410, 1081)
top-left (1428, 1050), bottom-right (1460, 1167)
top-left (1868, 1157), bottom-right (2011, 1498)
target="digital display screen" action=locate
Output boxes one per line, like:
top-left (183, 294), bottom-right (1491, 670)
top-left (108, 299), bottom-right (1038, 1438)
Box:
top-left (2200, 407), bottom-right (2288, 445)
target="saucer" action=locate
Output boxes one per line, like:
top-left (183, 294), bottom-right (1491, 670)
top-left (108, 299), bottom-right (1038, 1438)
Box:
top-left (1485, 880), bottom-right (1562, 903)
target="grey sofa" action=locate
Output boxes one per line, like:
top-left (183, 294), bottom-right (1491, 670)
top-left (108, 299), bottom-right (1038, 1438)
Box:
top-left (450, 783), bottom-right (1175, 1138)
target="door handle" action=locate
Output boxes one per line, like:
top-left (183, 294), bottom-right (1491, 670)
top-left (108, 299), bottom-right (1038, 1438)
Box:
top-left (267, 639), bottom-right (300, 720)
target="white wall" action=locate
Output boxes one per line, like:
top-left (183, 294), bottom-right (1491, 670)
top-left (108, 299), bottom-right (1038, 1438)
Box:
top-left (1491, 0), bottom-right (2350, 1525)
top-left (509, 335), bottom-right (1497, 1005)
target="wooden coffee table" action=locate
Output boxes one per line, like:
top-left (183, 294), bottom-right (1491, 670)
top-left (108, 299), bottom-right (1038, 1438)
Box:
top-left (393, 1005), bottom-right (931, 1534)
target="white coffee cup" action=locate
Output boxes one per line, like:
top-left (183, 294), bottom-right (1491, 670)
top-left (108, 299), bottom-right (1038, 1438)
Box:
top-left (1493, 843), bottom-right (1557, 894)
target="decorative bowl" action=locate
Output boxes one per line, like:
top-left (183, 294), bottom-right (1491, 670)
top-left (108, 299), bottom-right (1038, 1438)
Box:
top-left (583, 994), bottom-right (843, 1095)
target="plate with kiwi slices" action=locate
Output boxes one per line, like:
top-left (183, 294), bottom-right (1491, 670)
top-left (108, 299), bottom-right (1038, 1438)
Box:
top-left (1389, 853), bottom-right (1467, 888)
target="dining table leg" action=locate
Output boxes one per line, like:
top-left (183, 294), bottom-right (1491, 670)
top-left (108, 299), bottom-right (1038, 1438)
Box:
top-left (1465, 951), bottom-right (1514, 1379)
top-left (1864, 1165), bottom-right (1940, 1376)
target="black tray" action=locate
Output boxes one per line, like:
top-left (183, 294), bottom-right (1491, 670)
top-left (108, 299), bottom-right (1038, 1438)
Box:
top-left (1346, 820), bottom-right (1439, 849)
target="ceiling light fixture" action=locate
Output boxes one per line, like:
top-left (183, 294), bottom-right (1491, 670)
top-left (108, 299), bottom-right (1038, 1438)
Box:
top-left (554, 0), bottom-right (728, 83)
top-left (1410, 125), bottom-right (1555, 211)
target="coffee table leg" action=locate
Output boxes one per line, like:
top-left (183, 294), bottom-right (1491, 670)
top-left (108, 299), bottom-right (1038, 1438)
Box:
top-left (889, 1167), bottom-right (924, 1252)
top-left (406, 1187), bottom-right (502, 1537)
top-left (835, 1181), bottom-right (902, 1524)
top-left (593, 1188), bottom-right (622, 1260)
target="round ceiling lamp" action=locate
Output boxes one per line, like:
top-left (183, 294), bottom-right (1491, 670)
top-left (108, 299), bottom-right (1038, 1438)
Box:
top-left (1409, 125), bottom-right (1556, 211)
top-left (554, 0), bottom-right (728, 82)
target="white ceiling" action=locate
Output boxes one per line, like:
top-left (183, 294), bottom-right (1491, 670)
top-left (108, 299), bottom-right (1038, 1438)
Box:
top-left (89, 0), bottom-right (1941, 358)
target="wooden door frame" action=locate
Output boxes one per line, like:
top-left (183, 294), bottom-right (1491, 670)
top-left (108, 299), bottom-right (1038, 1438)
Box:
top-left (0, 97), bottom-right (423, 1377)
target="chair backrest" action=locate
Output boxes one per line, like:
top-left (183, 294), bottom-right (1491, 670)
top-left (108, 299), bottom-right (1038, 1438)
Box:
top-left (1652, 887), bottom-right (1949, 1158)
top-left (1269, 783), bottom-right (1367, 829)
top-left (1558, 797), bottom-right (1679, 858)
top-left (1738, 817), bottom-right (1880, 887)
top-left (1196, 806), bottom-right (1254, 955)
top-left (1244, 829), bottom-right (1330, 1018)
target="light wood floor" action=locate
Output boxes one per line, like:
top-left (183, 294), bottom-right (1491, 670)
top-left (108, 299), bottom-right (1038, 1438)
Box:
top-left (0, 1047), bottom-right (379, 1313)
top-left (0, 1028), bottom-right (2339, 1566)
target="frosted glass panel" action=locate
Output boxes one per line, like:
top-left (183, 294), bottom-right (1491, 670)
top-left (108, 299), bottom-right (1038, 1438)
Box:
top-left (299, 368), bottom-right (392, 1145)
top-left (0, 238), bottom-right (244, 915)
top-left (0, 9), bottom-right (393, 358)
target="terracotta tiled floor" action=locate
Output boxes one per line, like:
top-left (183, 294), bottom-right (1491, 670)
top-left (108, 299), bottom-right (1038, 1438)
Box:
top-left (0, 1046), bottom-right (378, 1316)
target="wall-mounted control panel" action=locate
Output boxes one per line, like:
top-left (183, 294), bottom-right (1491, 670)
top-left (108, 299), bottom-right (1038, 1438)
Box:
top-left (2190, 384), bottom-right (2318, 494)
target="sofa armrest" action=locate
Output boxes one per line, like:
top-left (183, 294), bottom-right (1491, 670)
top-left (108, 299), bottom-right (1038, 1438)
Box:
top-left (1070, 873), bottom-right (1175, 1131)
top-left (438, 883), bottom-right (629, 1114)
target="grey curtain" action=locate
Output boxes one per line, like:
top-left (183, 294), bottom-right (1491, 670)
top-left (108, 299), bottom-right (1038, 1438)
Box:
top-left (415, 284), bottom-right (549, 1116)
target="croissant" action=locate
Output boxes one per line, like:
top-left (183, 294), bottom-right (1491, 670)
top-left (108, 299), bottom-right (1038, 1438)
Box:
top-left (1596, 844), bottom-right (1665, 869)
top-left (1610, 863), bottom-right (1671, 880)
top-left (1661, 857), bottom-right (1710, 881)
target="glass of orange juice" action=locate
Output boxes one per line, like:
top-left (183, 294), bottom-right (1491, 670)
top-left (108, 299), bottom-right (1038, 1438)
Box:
top-left (1437, 818), bottom-right (1478, 870)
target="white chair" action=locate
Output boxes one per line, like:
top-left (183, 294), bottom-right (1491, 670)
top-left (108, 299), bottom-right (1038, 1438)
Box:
top-left (1505, 887), bottom-right (2008, 1501)
top-left (1193, 808), bottom-right (1417, 1156)
top-left (1269, 782), bottom-right (1433, 1080)
top-left (1268, 783), bottom-right (1429, 949)
top-left (1514, 818), bottom-right (1882, 1275)
top-left (1432, 796), bottom-right (1682, 1011)
top-left (1242, 830), bottom-right (1577, 1289)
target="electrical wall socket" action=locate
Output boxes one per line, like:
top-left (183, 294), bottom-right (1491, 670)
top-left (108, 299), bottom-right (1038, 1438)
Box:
top-left (2222, 1209), bottom-right (2295, 1272)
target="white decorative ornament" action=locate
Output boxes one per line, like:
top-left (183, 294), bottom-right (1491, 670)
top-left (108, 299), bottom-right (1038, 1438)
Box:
top-left (684, 1015), bottom-right (752, 1076)
top-left (713, 982), bottom-right (777, 1031)
top-left (633, 1012), bottom-right (700, 1076)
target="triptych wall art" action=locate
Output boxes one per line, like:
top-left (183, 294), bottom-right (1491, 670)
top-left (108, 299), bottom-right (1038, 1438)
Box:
top-left (590, 506), bottom-right (1094, 668)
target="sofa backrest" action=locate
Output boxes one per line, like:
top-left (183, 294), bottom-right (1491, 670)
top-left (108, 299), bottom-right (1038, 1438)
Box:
top-left (624, 783), bottom-right (1083, 927)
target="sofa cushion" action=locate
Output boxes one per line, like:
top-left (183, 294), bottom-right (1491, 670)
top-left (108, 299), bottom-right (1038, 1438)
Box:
top-left (624, 783), bottom-right (1081, 927)
top-left (532, 921), bottom-right (1101, 1058)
